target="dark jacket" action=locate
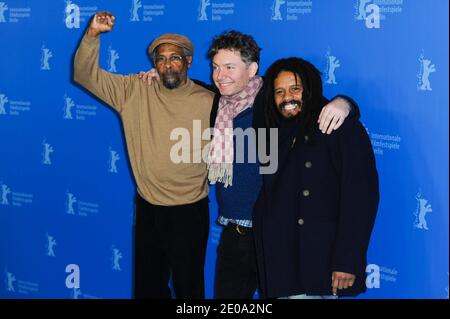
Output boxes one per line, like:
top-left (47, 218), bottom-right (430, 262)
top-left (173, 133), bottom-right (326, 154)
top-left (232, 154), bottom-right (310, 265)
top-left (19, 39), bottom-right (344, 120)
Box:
top-left (253, 114), bottom-right (379, 298)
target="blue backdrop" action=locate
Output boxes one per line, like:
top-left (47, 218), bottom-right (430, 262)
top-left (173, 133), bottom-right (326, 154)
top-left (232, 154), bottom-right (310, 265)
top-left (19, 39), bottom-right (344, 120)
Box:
top-left (0, 0), bottom-right (448, 299)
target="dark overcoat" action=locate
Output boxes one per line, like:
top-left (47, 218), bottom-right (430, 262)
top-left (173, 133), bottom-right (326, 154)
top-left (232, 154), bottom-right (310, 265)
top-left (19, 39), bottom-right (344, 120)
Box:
top-left (253, 113), bottom-right (379, 298)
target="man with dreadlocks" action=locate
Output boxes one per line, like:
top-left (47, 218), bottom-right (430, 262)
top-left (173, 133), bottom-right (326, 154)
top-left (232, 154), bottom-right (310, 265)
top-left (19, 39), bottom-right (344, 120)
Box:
top-left (253, 57), bottom-right (379, 299)
top-left (205, 32), bottom-right (359, 299)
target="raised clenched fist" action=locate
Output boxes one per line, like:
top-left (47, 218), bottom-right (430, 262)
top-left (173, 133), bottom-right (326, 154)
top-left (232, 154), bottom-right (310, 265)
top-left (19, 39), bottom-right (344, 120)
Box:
top-left (87, 11), bottom-right (115, 37)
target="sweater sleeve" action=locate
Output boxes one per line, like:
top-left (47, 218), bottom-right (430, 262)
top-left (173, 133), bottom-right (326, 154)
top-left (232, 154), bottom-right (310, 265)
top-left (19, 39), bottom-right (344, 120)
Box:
top-left (331, 118), bottom-right (379, 276)
top-left (73, 34), bottom-right (133, 113)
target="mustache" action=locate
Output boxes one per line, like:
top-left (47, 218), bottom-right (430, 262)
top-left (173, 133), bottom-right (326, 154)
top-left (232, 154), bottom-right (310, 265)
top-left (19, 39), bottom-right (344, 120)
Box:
top-left (278, 100), bottom-right (302, 110)
top-left (160, 69), bottom-right (179, 77)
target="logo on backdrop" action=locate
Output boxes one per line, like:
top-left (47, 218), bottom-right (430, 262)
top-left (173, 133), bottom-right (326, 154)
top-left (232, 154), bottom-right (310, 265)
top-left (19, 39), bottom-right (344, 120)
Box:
top-left (0, 2), bottom-right (8, 23)
top-left (0, 93), bottom-right (8, 115)
top-left (1, 183), bottom-right (11, 205)
top-left (197, 0), bottom-right (235, 22)
top-left (111, 246), bottom-right (123, 271)
top-left (366, 263), bottom-right (398, 288)
top-left (198, 0), bottom-right (211, 21)
top-left (0, 182), bottom-right (33, 207)
top-left (413, 190), bottom-right (432, 231)
top-left (70, 287), bottom-right (100, 299)
top-left (129, 0), bottom-right (165, 22)
top-left (42, 140), bottom-right (54, 165)
top-left (417, 52), bottom-right (436, 91)
top-left (0, 2), bottom-right (31, 23)
top-left (270, 0), bottom-right (285, 21)
top-left (72, 288), bottom-right (82, 299)
top-left (0, 92), bottom-right (31, 116)
top-left (66, 191), bottom-right (77, 215)
top-left (63, 94), bottom-right (75, 119)
top-left (5, 271), bottom-right (16, 292)
top-left (355, 0), bottom-right (380, 28)
top-left (46, 233), bottom-right (57, 257)
top-left (130, 0), bottom-right (142, 21)
top-left (63, 94), bottom-right (97, 121)
top-left (4, 269), bottom-right (39, 294)
top-left (356, 0), bottom-right (371, 20)
top-left (65, 190), bottom-right (100, 217)
top-left (40, 44), bottom-right (53, 71)
top-left (270, 0), bottom-right (312, 22)
top-left (107, 45), bottom-right (119, 73)
top-left (108, 148), bottom-right (120, 173)
top-left (324, 50), bottom-right (340, 85)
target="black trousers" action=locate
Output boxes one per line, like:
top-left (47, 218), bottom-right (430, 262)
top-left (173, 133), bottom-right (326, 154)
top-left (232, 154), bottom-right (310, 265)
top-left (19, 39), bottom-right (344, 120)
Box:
top-left (133, 194), bottom-right (209, 299)
top-left (214, 223), bottom-right (258, 299)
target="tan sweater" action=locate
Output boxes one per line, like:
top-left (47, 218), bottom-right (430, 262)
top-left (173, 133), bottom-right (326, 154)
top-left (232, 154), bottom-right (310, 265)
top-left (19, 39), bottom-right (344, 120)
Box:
top-left (74, 34), bottom-right (214, 206)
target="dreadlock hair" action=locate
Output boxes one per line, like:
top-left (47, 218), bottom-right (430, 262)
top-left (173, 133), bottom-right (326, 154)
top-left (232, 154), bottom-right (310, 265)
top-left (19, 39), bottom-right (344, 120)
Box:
top-left (264, 57), bottom-right (326, 138)
top-left (207, 30), bottom-right (261, 66)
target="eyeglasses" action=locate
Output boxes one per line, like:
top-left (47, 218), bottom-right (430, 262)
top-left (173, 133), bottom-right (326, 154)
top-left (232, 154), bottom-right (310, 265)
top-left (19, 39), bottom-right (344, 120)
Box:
top-left (154, 54), bottom-right (185, 64)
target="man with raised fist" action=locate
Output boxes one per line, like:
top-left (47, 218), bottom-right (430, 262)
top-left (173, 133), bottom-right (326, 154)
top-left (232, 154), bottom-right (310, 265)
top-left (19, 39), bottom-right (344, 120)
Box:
top-left (74, 11), bottom-right (215, 299)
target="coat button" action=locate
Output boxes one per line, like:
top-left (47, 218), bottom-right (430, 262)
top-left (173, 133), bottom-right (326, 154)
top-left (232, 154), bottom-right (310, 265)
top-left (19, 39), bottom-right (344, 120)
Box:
top-left (302, 189), bottom-right (310, 197)
top-left (298, 218), bottom-right (305, 225)
top-left (305, 161), bottom-right (312, 168)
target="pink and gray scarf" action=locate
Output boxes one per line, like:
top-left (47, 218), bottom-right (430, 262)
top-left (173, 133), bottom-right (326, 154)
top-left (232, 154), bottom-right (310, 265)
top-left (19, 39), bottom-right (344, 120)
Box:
top-left (207, 75), bottom-right (263, 187)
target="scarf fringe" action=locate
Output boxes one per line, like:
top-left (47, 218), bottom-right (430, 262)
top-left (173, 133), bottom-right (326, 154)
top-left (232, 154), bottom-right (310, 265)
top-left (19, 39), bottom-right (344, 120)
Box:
top-left (207, 162), bottom-right (233, 188)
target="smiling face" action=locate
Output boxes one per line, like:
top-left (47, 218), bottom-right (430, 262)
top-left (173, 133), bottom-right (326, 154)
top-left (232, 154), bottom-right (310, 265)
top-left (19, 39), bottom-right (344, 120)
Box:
top-left (273, 71), bottom-right (303, 119)
top-left (154, 43), bottom-right (192, 89)
top-left (212, 49), bottom-right (258, 96)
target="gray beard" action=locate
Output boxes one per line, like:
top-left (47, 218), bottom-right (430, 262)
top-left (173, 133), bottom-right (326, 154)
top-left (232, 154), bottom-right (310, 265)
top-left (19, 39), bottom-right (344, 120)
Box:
top-left (161, 72), bottom-right (182, 89)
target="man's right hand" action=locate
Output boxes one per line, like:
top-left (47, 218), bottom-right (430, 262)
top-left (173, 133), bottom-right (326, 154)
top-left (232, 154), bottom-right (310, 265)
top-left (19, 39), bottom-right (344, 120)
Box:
top-left (87, 11), bottom-right (115, 38)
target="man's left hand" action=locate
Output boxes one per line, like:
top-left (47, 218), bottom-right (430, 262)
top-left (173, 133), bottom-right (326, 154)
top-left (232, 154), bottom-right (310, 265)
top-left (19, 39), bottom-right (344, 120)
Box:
top-left (138, 68), bottom-right (159, 85)
top-left (331, 271), bottom-right (355, 296)
top-left (318, 97), bottom-right (351, 134)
